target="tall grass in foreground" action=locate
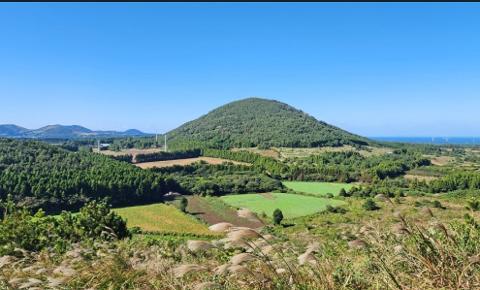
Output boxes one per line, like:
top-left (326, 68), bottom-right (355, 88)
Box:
top-left (1, 212), bottom-right (480, 289)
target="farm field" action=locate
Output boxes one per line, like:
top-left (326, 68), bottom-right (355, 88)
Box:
top-left (231, 147), bottom-right (281, 159)
top-left (134, 157), bottom-right (250, 169)
top-left (186, 196), bottom-right (263, 228)
top-left (274, 145), bottom-right (392, 159)
top-left (113, 203), bottom-right (214, 236)
top-left (283, 181), bottom-right (354, 196)
top-left (221, 192), bottom-right (344, 219)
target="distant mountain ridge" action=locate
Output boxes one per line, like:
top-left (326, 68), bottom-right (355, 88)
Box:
top-left (0, 124), bottom-right (151, 139)
top-left (167, 97), bottom-right (371, 148)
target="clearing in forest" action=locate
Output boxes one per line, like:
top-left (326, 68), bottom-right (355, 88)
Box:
top-left (187, 196), bottom-right (264, 228)
top-left (283, 181), bottom-right (354, 196)
top-left (113, 203), bottom-right (213, 236)
top-left (221, 192), bottom-right (344, 219)
top-left (275, 146), bottom-right (392, 159)
top-left (134, 157), bottom-right (250, 169)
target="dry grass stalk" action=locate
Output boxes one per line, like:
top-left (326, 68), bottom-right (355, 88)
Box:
top-left (208, 222), bottom-right (234, 232)
top-left (172, 264), bottom-right (206, 278)
top-left (348, 239), bottom-right (368, 250)
top-left (227, 265), bottom-right (249, 276)
top-left (230, 253), bottom-right (255, 265)
top-left (227, 228), bottom-right (261, 241)
top-left (194, 282), bottom-right (222, 290)
top-left (187, 240), bottom-right (215, 252)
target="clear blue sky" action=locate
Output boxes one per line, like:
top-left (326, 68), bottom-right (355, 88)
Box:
top-left (1, 3), bottom-right (479, 136)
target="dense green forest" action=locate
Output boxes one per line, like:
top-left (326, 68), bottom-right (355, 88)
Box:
top-left (423, 171), bottom-right (480, 193)
top-left (0, 139), bottom-right (286, 212)
top-left (203, 148), bottom-right (430, 182)
top-left (166, 98), bottom-right (371, 149)
top-left (109, 136), bottom-right (159, 151)
top-left (0, 139), bottom-right (177, 212)
top-left (151, 162), bottom-right (282, 196)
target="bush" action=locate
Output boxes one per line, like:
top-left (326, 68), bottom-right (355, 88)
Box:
top-left (339, 188), bottom-right (348, 197)
top-left (180, 197), bottom-right (188, 213)
top-left (74, 200), bottom-right (130, 240)
top-left (467, 199), bottom-right (480, 211)
top-left (362, 199), bottom-right (380, 211)
top-left (433, 200), bottom-right (445, 209)
top-left (273, 209), bottom-right (284, 225)
top-left (325, 205), bottom-right (347, 214)
top-left (0, 197), bottom-right (130, 255)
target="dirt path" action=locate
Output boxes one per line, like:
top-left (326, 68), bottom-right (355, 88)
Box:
top-left (187, 196), bottom-right (264, 229)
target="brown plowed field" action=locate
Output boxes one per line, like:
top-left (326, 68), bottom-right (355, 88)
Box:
top-left (134, 157), bottom-right (250, 169)
top-left (187, 196), bottom-right (264, 229)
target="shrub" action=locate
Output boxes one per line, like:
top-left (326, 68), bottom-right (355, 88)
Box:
top-left (339, 188), bottom-right (348, 197)
top-left (325, 205), bottom-right (347, 214)
top-left (74, 200), bottom-right (130, 240)
top-left (180, 197), bottom-right (188, 213)
top-left (0, 197), bottom-right (130, 255)
top-left (466, 199), bottom-right (480, 211)
top-left (433, 200), bottom-right (445, 209)
top-left (362, 199), bottom-right (380, 211)
top-left (273, 209), bottom-right (284, 225)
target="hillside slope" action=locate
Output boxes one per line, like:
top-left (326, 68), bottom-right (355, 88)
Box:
top-left (0, 138), bottom-right (174, 212)
top-left (0, 124), bottom-right (29, 137)
top-left (167, 98), bottom-right (370, 148)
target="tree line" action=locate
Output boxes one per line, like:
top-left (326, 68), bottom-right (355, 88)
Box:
top-left (111, 149), bottom-right (202, 163)
top-left (151, 161), bottom-right (283, 196)
top-left (0, 139), bottom-right (177, 213)
top-left (203, 148), bottom-right (430, 183)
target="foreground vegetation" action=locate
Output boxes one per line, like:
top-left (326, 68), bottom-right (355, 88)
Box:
top-left (1, 194), bottom-right (480, 289)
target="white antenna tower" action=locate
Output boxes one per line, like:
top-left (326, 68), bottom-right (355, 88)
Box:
top-left (97, 140), bottom-right (100, 152)
top-left (155, 134), bottom-right (158, 147)
top-left (164, 134), bottom-right (168, 152)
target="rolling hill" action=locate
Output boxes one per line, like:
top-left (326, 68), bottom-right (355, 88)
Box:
top-left (0, 124), bottom-right (29, 137)
top-left (0, 124), bottom-right (151, 139)
top-left (0, 138), bottom-right (173, 212)
top-left (167, 97), bottom-right (371, 148)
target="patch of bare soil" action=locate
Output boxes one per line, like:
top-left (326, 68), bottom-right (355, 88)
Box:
top-left (430, 156), bottom-right (454, 166)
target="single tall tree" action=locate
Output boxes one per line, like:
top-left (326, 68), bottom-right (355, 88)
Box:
top-left (273, 208), bottom-right (284, 225)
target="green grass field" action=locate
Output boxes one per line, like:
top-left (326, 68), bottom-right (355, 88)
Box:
top-left (221, 192), bottom-right (344, 219)
top-left (114, 203), bottom-right (214, 236)
top-left (283, 181), bottom-right (354, 196)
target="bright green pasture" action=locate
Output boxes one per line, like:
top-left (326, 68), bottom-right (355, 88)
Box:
top-left (221, 192), bottom-right (344, 219)
top-left (283, 181), bottom-right (353, 196)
